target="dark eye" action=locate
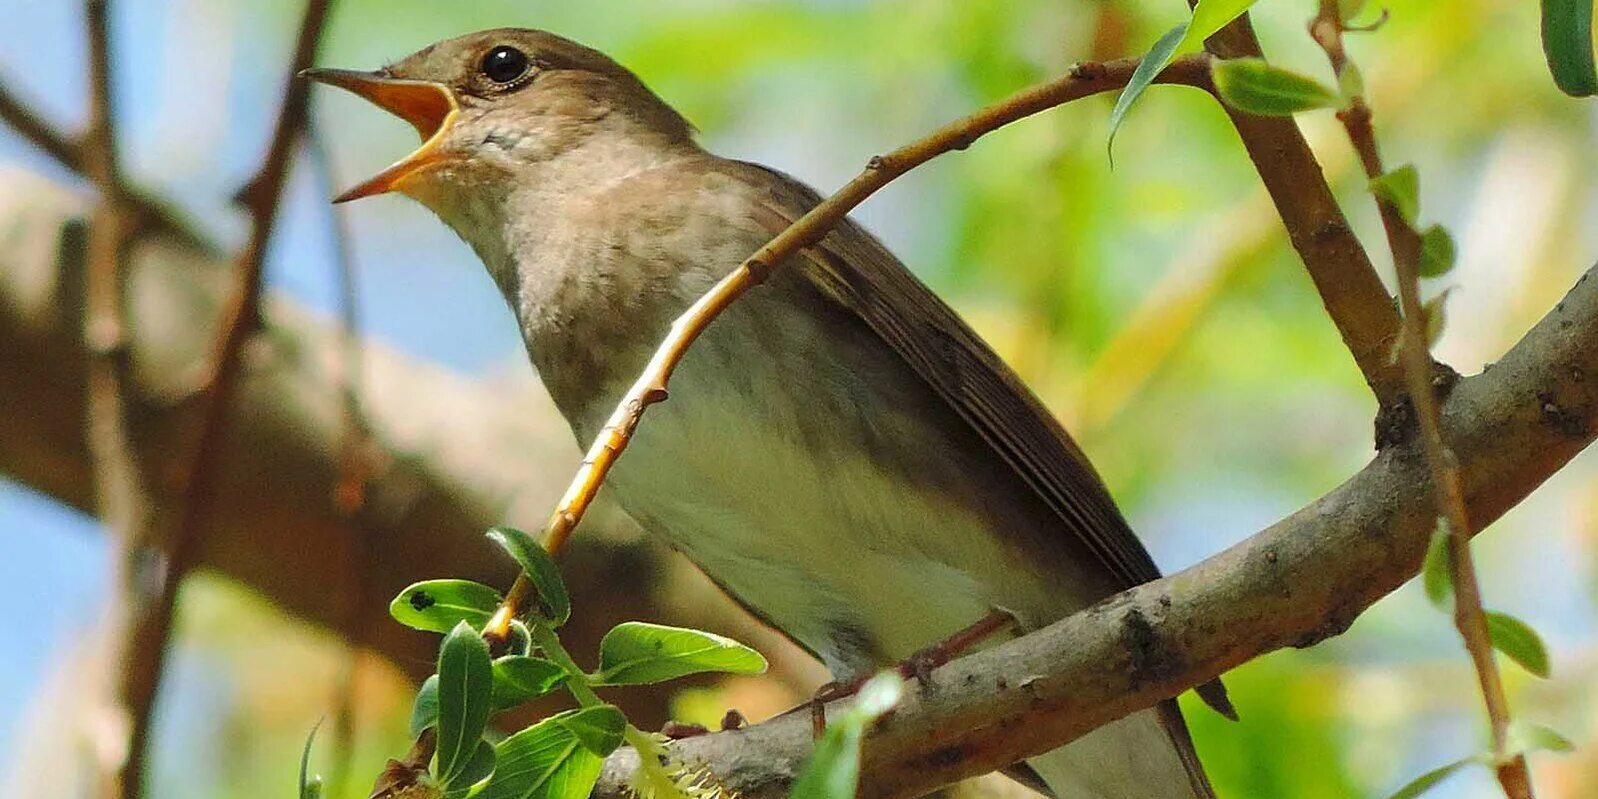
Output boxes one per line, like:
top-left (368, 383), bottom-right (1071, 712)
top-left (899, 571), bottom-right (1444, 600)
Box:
top-left (480, 45), bottom-right (530, 84)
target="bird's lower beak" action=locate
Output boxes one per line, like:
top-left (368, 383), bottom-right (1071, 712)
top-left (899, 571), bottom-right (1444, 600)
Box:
top-left (301, 68), bottom-right (459, 203)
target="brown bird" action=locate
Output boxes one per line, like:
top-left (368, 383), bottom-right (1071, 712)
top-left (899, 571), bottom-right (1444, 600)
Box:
top-left (307, 28), bottom-right (1231, 798)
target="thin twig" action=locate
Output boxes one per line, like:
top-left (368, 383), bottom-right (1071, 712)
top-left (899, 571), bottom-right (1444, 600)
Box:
top-left (1195, 5), bottom-right (1407, 412)
top-left (79, 3), bottom-right (160, 797)
top-left (0, 71), bottom-right (215, 254)
top-left (103, 3), bottom-right (335, 796)
top-left (1310, 3), bottom-right (1531, 797)
top-left (480, 52), bottom-right (1215, 643)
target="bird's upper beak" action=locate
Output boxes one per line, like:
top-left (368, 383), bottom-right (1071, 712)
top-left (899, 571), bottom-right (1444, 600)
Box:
top-left (301, 68), bottom-right (459, 203)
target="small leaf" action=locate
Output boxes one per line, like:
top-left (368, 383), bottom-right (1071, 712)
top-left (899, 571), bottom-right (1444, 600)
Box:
top-left (1418, 225), bottom-right (1457, 278)
top-left (790, 673), bottom-right (904, 799)
top-left (1541, 0), bottom-right (1598, 97)
top-left (1180, 0), bottom-right (1260, 51)
top-left (492, 656), bottom-right (569, 711)
top-left (475, 707), bottom-right (627, 799)
top-left (391, 580), bottom-right (504, 634)
top-left (443, 740), bottom-right (497, 799)
top-left (1506, 720), bottom-right (1576, 754)
top-left (591, 622), bottom-right (767, 686)
top-left (1107, 22), bottom-right (1189, 157)
top-left (1337, 61), bottom-right (1366, 101)
top-left (299, 720), bottom-right (324, 799)
top-left (1338, 0), bottom-right (1369, 22)
top-left (1383, 756), bottom-right (1483, 799)
top-left (437, 622), bottom-right (495, 786)
top-left (1212, 58), bottom-right (1341, 116)
top-left (411, 675), bottom-right (441, 736)
top-left (1421, 521), bottom-right (1453, 608)
top-left (487, 526), bottom-right (571, 626)
top-left (1486, 611), bottom-right (1551, 678)
top-left (506, 620), bottom-right (534, 657)
top-left (1369, 165), bottom-right (1421, 226)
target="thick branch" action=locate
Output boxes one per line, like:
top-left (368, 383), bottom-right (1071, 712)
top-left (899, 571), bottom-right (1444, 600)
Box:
top-left (592, 260), bottom-right (1598, 799)
top-left (1199, 12), bottom-right (1408, 410)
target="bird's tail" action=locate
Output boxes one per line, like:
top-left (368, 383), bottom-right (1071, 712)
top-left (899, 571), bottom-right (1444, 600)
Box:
top-left (1023, 700), bottom-right (1215, 799)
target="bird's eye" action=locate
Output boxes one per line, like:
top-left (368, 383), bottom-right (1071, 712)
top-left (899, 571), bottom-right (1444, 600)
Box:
top-left (480, 45), bottom-right (530, 84)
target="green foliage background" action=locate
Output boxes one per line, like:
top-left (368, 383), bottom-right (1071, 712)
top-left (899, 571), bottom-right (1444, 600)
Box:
top-left (1, 1), bottom-right (1594, 797)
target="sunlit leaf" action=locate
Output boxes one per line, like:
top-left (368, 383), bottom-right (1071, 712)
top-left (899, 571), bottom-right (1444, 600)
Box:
top-left (1421, 521), bottom-right (1452, 608)
top-left (1422, 290), bottom-right (1451, 347)
top-left (1212, 58), bottom-right (1341, 116)
top-left (1486, 611), bottom-right (1551, 677)
top-left (1541, 0), bottom-right (1598, 96)
top-left (1107, 23), bottom-right (1188, 157)
top-left (1383, 756), bottom-right (1483, 799)
top-left (487, 526), bottom-right (571, 626)
top-left (1180, 0), bottom-right (1260, 52)
top-left (1507, 720), bottom-right (1576, 754)
top-left (1369, 164), bottom-right (1421, 225)
top-left (437, 622), bottom-right (495, 786)
top-left (1337, 61), bottom-right (1366, 100)
top-left (591, 622), bottom-right (767, 685)
top-left (390, 580), bottom-right (504, 634)
top-left (475, 706), bottom-right (627, 799)
top-left (492, 656), bottom-right (570, 711)
top-left (790, 673), bottom-right (904, 799)
top-left (1418, 225), bottom-right (1457, 278)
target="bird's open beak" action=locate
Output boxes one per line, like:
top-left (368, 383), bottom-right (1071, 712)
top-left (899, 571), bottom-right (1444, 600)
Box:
top-left (301, 68), bottom-right (459, 203)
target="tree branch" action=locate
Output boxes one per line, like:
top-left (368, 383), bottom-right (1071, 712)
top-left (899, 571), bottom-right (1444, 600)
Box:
top-left (1308, 5), bottom-right (1530, 796)
top-left (592, 259), bottom-right (1598, 799)
top-left (482, 51), bottom-right (1217, 643)
top-left (1198, 10), bottom-right (1409, 412)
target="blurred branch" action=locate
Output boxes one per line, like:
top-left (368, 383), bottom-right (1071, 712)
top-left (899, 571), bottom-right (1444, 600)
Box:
top-left (0, 163), bottom-right (680, 730)
top-left (481, 50), bottom-right (1217, 645)
top-left (1309, 4), bottom-right (1530, 796)
top-left (78, 3), bottom-right (161, 797)
top-left (0, 77), bottom-right (80, 168)
top-left (106, 2), bottom-right (332, 794)
top-left (593, 259), bottom-right (1598, 799)
top-left (1195, 7), bottom-right (1408, 412)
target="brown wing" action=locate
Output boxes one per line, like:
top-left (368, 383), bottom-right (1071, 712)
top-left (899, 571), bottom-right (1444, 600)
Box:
top-left (720, 159), bottom-right (1163, 589)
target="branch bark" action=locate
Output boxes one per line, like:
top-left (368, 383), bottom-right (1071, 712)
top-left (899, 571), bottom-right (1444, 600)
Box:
top-left (591, 259), bottom-right (1598, 799)
top-left (1198, 11), bottom-right (1409, 411)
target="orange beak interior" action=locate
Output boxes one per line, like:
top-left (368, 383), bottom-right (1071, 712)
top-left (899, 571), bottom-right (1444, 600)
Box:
top-left (302, 68), bottom-right (459, 202)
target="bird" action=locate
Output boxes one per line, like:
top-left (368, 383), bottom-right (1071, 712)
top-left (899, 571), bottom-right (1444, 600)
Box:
top-left (306, 27), bottom-right (1231, 799)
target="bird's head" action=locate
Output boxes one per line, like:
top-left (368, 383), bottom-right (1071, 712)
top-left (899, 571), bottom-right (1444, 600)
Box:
top-left (304, 28), bottom-right (694, 207)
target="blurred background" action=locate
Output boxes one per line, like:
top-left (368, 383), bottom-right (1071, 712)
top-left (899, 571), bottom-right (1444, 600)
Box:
top-left (1, 0), bottom-right (1595, 797)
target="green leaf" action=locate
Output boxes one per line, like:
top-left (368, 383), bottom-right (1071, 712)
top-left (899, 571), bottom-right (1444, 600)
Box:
top-left (1107, 22), bottom-right (1188, 157)
top-left (1338, 0), bottom-right (1369, 22)
top-left (1507, 720), bottom-right (1576, 754)
top-left (391, 580), bottom-right (504, 634)
top-left (1418, 225), bottom-right (1457, 278)
top-left (437, 622), bottom-right (495, 786)
top-left (1211, 58), bottom-right (1341, 116)
top-left (1180, 0), bottom-right (1260, 52)
top-left (412, 675), bottom-right (441, 737)
top-left (1383, 756), bottom-right (1483, 799)
top-left (475, 707), bottom-right (627, 799)
top-left (506, 620), bottom-right (534, 657)
top-left (1421, 522), bottom-right (1453, 608)
top-left (487, 526), bottom-right (571, 626)
top-left (1369, 164), bottom-right (1421, 226)
top-left (790, 673), bottom-right (904, 799)
top-left (1541, 0), bottom-right (1598, 96)
top-left (299, 720), bottom-right (324, 799)
top-left (492, 656), bottom-right (569, 712)
top-left (591, 622), bottom-right (767, 686)
top-left (1486, 611), bottom-right (1551, 677)
top-left (444, 740), bottom-right (498, 799)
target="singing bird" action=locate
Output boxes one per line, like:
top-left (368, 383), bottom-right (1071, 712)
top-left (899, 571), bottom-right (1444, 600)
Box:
top-left (307, 28), bottom-right (1231, 798)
